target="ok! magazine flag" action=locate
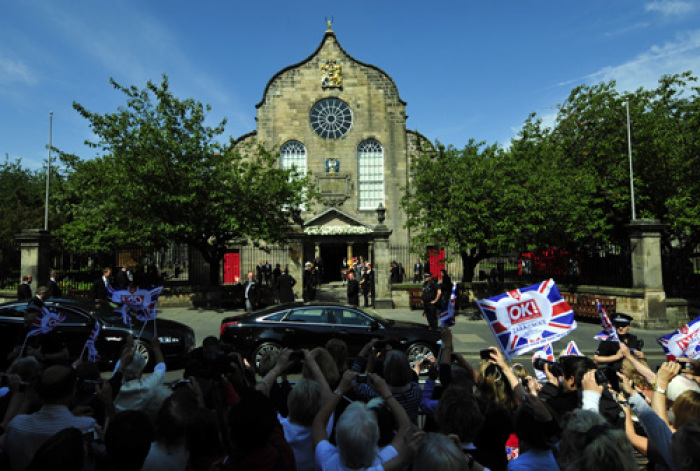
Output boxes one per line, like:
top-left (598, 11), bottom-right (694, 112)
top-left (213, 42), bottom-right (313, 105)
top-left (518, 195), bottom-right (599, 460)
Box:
top-left (657, 315), bottom-right (700, 361)
top-left (476, 279), bottom-right (577, 360)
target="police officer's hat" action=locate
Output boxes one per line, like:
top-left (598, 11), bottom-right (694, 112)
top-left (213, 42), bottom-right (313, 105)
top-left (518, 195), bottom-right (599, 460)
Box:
top-left (423, 272), bottom-right (432, 278)
top-left (612, 313), bottom-right (633, 326)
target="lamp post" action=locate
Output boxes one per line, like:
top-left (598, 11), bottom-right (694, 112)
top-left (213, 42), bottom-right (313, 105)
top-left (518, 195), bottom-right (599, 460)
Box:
top-left (375, 203), bottom-right (386, 224)
top-left (44, 112), bottom-right (53, 231)
top-left (625, 101), bottom-right (636, 221)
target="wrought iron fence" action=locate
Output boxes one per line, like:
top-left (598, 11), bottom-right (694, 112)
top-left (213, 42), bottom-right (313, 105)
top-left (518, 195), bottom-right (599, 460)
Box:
top-left (662, 249), bottom-right (700, 298)
top-left (0, 245), bottom-right (20, 290)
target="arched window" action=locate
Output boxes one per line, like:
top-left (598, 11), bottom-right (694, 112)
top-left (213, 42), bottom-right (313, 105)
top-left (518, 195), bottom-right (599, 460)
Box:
top-left (357, 139), bottom-right (384, 210)
top-left (280, 140), bottom-right (307, 175)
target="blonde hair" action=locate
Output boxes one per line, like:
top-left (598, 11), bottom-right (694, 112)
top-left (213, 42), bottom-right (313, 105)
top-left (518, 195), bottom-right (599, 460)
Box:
top-left (302, 347), bottom-right (339, 388)
top-left (477, 361), bottom-right (517, 413)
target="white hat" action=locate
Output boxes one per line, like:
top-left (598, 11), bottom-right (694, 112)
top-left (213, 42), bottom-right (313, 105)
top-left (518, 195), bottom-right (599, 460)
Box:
top-left (667, 375), bottom-right (700, 402)
top-left (305, 262), bottom-right (312, 267)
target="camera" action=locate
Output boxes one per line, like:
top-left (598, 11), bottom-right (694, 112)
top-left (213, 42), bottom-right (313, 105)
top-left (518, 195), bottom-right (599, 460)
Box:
top-left (356, 374), bottom-right (368, 384)
top-left (480, 348), bottom-right (493, 360)
top-left (594, 369), bottom-right (608, 385)
top-left (532, 358), bottom-right (563, 377)
top-left (289, 351), bottom-right (304, 362)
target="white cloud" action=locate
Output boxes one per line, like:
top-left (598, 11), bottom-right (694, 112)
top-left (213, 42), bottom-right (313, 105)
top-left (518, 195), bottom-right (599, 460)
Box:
top-left (555, 29), bottom-right (700, 93)
top-left (596, 29), bottom-right (700, 92)
top-left (0, 55), bottom-right (37, 85)
top-left (645, 1), bottom-right (696, 17)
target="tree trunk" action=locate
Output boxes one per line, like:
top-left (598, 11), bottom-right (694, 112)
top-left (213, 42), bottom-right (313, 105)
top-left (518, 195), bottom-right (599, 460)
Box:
top-left (461, 251), bottom-right (479, 283)
top-left (460, 248), bottom-right (489, 283)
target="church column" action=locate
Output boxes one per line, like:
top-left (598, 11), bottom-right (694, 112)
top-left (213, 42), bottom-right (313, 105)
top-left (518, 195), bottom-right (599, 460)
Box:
top-left (346, 242), bottom-right (354, 261)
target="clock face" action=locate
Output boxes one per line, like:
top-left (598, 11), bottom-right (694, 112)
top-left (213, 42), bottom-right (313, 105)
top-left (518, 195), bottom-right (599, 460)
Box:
top-left (310, 98), bottom-right (352, 139)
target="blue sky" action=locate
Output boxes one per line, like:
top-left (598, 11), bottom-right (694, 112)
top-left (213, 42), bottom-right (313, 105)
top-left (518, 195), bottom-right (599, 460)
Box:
top-left (2, 1), bottom-right (700, 170)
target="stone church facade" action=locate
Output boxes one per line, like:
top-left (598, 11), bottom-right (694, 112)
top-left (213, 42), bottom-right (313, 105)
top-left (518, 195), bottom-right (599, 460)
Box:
top-left (232, 25), bottom-right (431, 306)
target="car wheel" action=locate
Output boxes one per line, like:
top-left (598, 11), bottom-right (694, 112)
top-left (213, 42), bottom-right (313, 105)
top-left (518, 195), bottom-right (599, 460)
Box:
top-left (134, 339), bottom-right (152, 367)
top-left (252, 342), bottom-right (282, 373)
top-left (405, 342), bottom-right (436, 372)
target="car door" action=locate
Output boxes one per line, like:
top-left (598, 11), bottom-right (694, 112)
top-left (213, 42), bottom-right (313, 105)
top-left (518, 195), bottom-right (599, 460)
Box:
top-left (54, 306), bottom-right (94, 360)
top-left (282, 307), bottom-right (334, 350)
top-left (325, 307), bottom-right (383, 358)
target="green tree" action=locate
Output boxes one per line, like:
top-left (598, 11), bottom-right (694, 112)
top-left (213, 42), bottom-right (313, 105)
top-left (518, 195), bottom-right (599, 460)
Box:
top-left (56, 76), bottom-right (309, 284)
top-left (402, 140), bottom-right (548, 281)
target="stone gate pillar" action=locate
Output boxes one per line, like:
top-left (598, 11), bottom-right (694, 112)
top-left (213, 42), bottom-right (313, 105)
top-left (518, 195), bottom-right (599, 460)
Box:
top-left (627, 219), bottom-right (667, 328)
top-left (16, 229), bottom-right (52, 293)
top-left (373, 228), bottom-right (393, 309)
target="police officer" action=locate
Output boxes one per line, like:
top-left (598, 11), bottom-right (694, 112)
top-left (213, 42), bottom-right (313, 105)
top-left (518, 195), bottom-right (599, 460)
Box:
top-left (421, 273), bottom-right (441, 330)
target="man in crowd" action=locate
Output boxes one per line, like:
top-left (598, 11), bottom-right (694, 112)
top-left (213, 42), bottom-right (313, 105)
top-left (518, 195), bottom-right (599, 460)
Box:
top-left (421, 272), bottom-right (441, 330)
top-left (4, 365), bottom-right (100, 471)
top-left (347, 270), bottom-right (359, 306)
top-left (90, 267), bottom-right (112, 307)
top-left (244, 270), bottom-right (260, 312)
top-left (17, 274), bottom-right (32, 301)
top-left (49, 270), bottom-right (62, 298)
top-left (360, 262), bottom-right (375, 308)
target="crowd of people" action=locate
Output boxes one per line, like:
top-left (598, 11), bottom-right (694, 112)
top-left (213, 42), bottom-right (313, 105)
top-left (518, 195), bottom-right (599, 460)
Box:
top-left (3, 273), bottom-right (700, 471)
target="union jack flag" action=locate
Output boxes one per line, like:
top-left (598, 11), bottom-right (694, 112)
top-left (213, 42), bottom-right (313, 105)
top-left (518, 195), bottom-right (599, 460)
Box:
top-left (593, 299), bottom-right (619, 342)
top-left (476, 279), bottom-right (576, 360)
top-left (84, 321), bottom-right (101, 363)
top-left (108, 285), bottom-right (163, 325)
top-left (27, 307), bottom-right (66, 337)
top-left (438, 282), bottom-right (457, 327)
top-left (564, 340), bottom-right (582, 356)
top-left (532, 343), bottom-right (555, 382)
top-left (657, 315), bottom-right (700, 361)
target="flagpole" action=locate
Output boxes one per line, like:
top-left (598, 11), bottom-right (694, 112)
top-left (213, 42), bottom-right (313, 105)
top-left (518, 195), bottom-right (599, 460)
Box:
top-left (44, 112), bottom-right (53, 231)
top-left (625, 101), bottom-right (636, 221)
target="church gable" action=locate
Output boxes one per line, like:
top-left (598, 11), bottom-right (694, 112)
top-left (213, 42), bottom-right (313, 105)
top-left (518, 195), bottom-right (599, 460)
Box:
top-left (303, 208), bottom-right (373, 235)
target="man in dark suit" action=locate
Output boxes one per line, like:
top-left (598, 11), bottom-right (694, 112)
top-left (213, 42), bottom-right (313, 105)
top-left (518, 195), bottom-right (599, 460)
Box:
top-left (244, 271), bottom-right (260, 312)
top-left (413, 259), bottom-right (423, 283)
top-left (276, 269), bottom-right (296, 304)
top-left (360, 263), bottom-right (375, 307)
top-left (256, 261), bottom-right (264, 285)
top-left (346, 271), bottom-right (359, 306)
top-left (116, 265), bottom-right (133, 288)
top-left (263, 261), bottom-right (272, 286)
top-left (90, 267), bottom-right (112, 306)
top-left (17, 274), bottom-right (33, 301)
top-left (49, 270), bottom-right (62, 298)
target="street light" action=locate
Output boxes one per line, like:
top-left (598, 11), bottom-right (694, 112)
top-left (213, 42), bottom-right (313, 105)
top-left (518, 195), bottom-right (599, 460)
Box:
top-left (625, 101), bottom-right (636, 221)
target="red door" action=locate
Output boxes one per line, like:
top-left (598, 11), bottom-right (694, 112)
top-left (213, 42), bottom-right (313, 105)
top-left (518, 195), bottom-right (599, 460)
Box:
top-left (223, 251), bottom-right (240, 284)
top-left (428, 248), bottom-right (445, 280)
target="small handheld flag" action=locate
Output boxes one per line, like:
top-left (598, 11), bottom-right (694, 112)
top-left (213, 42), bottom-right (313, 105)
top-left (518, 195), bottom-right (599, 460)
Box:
top-left (563, 340), bottom-right (582, 357)
top-left (438, 282), bottom-right (457, 327)
top-left (593, 299), bottom-right (619, 342)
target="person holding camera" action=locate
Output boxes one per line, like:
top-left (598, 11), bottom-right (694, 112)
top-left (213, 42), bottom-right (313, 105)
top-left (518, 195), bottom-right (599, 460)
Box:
top-left (537, 355), bottom-right (625, 428)
top-left (594, 313), bottom-right (645, 372)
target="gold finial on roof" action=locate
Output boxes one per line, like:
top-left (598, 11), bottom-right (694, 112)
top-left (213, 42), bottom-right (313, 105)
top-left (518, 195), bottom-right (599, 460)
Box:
top-left (325, 16), bottom-right (334, 33)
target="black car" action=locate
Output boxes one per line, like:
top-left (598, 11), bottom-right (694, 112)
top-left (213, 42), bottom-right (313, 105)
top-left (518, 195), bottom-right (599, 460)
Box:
top-left (0, 299), bottom-right (195, 369)
top-left (219, 302), bottom-right (441, 370)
